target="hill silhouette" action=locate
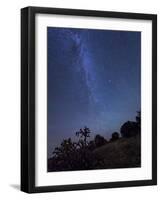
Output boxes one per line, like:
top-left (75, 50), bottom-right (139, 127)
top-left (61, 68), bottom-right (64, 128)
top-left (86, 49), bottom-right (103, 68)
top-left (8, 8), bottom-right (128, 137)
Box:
top-left (48, 112), bottom-right (141, 172)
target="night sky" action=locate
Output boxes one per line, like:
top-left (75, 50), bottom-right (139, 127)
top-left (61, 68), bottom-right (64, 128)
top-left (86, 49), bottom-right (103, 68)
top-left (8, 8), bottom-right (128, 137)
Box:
top-left (47, 27), bottom-right (141, 158)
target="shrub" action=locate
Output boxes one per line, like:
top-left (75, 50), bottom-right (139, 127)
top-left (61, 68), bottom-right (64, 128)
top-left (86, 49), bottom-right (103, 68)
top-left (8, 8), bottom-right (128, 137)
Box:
top-left (94, 134), bottom-right (107, 147)
top-left (110, 132), bottom-right (119, 141)
top-left (120, 121), bottom-right (139, 138)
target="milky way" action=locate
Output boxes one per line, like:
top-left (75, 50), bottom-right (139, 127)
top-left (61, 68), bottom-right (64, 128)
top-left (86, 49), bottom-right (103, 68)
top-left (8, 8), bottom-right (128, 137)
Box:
top-left (47, 27), bottom-right (141, 157)
top-left (56, 29), bottom-right (100, 106)
top-left (61, 29), bottom-right (108, 127)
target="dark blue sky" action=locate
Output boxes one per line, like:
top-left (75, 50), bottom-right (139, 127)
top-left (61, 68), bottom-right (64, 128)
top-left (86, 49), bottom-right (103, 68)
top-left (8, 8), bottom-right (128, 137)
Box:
top-left (47, 27), bottom-right (141, 157)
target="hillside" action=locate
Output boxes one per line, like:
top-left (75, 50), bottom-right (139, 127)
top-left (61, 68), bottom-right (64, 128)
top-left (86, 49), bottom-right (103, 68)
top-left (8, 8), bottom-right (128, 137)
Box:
top-left (93, 134), bottom-right (141, 169)
top-left (48, 134), bottom-right (141, 172)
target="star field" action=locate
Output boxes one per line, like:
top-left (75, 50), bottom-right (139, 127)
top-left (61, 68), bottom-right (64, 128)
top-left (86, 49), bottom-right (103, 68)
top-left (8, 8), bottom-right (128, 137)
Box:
top-left (47, 27), bottom-right (141, 157)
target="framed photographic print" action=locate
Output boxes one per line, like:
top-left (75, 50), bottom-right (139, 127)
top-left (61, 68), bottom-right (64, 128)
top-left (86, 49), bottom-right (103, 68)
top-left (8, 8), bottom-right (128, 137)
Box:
top-left (21, 6), bottom-right (157, 193)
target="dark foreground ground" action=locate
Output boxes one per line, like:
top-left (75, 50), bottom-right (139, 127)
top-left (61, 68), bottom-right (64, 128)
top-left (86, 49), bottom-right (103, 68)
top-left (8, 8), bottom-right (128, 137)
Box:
top-left (93, 134), bottom-right (141, 169)
top-left (48, 134), bottom-right (141, 172)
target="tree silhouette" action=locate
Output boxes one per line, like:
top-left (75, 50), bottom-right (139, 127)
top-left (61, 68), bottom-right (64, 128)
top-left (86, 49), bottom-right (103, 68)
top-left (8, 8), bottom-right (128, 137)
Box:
top-left (53, 138), bottom-right (76, 158)
top-left (76, 126), bottom-right (90, 146)
top-left (120, 121), bottom-right (139, 138)
top-left (136, 111), bottom-right (141, 127)
top-left (94, 134), bottom-right (107, 147)
top-left (51, 138), bottom-right (78, 170)
top-left (110, 132), bottom-right (119, 141)
top-left (88, 140), bottom-right (96, 150)
top-left (120, 111), bottom-right (141, 138)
